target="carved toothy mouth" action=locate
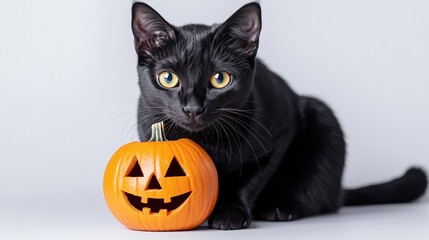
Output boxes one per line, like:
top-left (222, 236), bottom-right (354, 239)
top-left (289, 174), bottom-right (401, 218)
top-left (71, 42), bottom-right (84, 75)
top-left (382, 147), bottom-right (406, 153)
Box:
top-left (123, 191), bottom-right (192, 213)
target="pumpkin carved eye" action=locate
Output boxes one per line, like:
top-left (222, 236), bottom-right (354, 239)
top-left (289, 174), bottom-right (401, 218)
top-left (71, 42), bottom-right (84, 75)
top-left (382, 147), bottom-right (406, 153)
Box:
top-left (165, 157), bottom-right (186, 177)
top-left (126, 157), bottom-right (144, 177)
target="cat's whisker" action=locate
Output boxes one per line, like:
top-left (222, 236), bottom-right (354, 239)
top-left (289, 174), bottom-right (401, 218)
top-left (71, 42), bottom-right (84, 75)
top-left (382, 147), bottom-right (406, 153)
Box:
top-left (132, 111), bottom-right (168, 140)
top-left (218, 116), bottom-right (261, 173)
top-left (164, 119), bottom-right (174, 138)
top-left (216, 118), bottom-right (242, 166)
top-left (170, 122), bottom-right (179, 139)
top-left (218, 117), bottom-right (248, 174)
top-left (229, 124), bottom-right (244, 166)
top-left (121, 114), bottom-right (141, 143)
top-left (222, 114), bottom-right (269, 154)
top-left (211, 120), bottom-right (222, 154)
top-left (222, 113), bottom-right (270, 144)
top-left (134, 118), bottom-right (150, 139)
top-left (218, 108), bottom-right (267, 119)
top-left (218, 107), bottom-right (266, 115)
top-left (201, 129), bottom-right (208, 142)
top-left (217, 122), bottom-right (226, 161)
top-left (218, 109), bottom-right (272, 137)
top-left (135, 109), bottom-right (178, 138)
top-left (142, 115), bottom-right (169, 137)
top-left (214, 119), bottom-right (233, 164)
top-left (163, 119), bottom-right (181, 140)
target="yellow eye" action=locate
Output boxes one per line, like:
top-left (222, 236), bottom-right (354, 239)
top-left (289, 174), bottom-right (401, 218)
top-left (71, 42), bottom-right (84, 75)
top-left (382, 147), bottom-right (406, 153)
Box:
top-left (158, 71), bottom-right (179, 88)
top-left (210, 71), bottom-right (231, 89)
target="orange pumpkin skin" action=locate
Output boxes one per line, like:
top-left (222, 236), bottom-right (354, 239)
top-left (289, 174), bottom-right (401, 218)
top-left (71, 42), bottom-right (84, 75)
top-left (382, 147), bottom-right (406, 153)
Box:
top-left (103, 137), bottom-right (218, 231)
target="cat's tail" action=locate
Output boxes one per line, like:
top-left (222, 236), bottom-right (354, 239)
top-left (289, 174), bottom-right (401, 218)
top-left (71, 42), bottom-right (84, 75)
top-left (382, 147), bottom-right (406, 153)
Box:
top-left (343, 167), bottom-right (427, 206)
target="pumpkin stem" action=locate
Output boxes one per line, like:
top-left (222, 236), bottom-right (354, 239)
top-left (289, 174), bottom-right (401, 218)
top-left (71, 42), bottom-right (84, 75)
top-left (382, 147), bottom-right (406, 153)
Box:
top-left (149, 121), bottom-right (168, 142)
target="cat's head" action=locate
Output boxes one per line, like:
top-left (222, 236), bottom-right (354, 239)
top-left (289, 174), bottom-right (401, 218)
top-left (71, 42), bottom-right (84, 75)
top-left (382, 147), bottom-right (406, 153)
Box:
top-left (132, 2), bottom-right (261, 132)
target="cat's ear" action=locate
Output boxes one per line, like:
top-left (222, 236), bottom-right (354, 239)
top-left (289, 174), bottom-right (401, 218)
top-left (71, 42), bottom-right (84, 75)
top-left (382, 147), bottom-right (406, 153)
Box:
top-left (131, 3), bottom-right (175, 56)
top-left (215, 2), bottom-right (262, 56)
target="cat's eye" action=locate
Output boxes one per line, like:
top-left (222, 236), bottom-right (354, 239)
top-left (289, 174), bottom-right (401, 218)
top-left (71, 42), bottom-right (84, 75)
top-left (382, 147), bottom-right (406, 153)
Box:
top-left (158, 71), bottom-right (179, 88)
top-left (210, 71), bottom-right (231, 89)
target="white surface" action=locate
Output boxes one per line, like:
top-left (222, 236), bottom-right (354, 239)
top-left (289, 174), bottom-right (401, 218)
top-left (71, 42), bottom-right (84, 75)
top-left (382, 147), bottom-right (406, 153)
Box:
top-left (1, 201), bottom-right (428, 240)
top-left (1, 0), bottom-right (428, 239)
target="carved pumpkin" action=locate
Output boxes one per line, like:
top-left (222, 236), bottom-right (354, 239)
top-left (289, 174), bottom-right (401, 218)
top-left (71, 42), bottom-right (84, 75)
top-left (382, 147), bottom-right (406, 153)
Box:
top-left (103, 122), bottom-right (218, 231)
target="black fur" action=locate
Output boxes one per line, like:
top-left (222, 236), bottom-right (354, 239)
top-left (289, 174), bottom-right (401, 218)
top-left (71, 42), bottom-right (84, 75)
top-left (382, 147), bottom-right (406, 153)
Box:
top-left (344, 167), bottom-right (427, 206)
top-left (131, 2), bottom-right (427, 230)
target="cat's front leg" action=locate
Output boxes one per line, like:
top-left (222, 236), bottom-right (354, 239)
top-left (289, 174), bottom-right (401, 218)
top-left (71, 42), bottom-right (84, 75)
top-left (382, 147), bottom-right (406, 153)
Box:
top-left (208, 172), bottom-right (253, 230)
top-left (208, 156), bottom-right (280, 230)
top-left (208, 197), bottom-right (251, 230)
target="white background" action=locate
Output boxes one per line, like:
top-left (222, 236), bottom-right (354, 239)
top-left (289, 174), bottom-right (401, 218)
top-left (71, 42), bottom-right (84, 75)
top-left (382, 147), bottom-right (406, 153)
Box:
top-left (0, 0), bottom-right (428, 239)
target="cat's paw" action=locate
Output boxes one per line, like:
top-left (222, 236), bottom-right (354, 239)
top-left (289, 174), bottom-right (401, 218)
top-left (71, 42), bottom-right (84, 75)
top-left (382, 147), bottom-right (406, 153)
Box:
top-left (254, 205), bottom-right (299, 221)
top-left (208, 205), bottom-right (251, 230)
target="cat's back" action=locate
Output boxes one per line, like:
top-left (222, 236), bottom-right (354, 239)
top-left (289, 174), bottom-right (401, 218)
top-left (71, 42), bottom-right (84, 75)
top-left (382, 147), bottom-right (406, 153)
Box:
top-left (253, 59), bottom-right (298, 104)
top-left (250, 59), bottom-right (299, 141)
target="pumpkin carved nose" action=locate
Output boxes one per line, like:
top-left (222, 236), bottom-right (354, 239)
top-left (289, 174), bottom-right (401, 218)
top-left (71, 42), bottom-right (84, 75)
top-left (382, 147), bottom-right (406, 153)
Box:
top-left (147, 174), bottom-right (162, 190)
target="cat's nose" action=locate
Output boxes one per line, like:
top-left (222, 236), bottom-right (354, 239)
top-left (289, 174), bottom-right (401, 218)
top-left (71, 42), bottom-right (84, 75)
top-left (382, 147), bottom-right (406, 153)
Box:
top-left (182, 106), bottom-right (206, 118)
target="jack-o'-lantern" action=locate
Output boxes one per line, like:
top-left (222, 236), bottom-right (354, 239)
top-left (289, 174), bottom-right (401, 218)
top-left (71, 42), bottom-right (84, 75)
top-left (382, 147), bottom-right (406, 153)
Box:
top-left (103, 122), bottom-right (218, 231)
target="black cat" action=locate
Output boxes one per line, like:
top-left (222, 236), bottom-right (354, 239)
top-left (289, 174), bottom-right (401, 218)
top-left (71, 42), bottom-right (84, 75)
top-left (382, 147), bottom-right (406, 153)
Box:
top-left (131, 2), bottom-right (427, 230)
